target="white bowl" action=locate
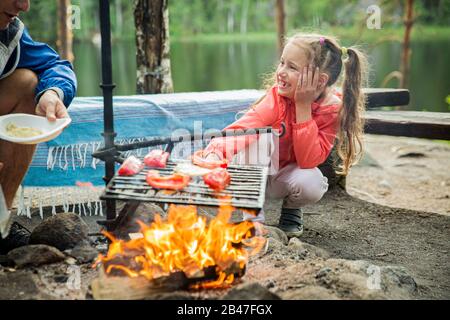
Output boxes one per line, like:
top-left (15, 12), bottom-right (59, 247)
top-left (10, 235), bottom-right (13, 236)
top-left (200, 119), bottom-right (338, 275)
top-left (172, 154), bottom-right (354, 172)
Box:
top-left (0, 113), bottom-right (71, 145)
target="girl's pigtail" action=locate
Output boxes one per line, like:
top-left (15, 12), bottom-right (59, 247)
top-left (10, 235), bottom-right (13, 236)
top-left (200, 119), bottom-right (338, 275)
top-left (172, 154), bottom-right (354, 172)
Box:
top-left (336, 47), bottom-right (368, 175)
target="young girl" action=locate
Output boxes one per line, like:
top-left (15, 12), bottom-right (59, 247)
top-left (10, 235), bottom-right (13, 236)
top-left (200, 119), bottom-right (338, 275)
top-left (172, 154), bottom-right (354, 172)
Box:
top-left (204, 33), bottom-right (367, 238)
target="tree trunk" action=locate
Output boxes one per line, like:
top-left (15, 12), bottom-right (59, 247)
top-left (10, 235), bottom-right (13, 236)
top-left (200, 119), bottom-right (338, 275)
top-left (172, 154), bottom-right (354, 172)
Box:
top-left (134, 0), bottom-right (173, 94)
top-left (275, 0), bottom-right (286, 56)
top-left (227, 4), bottom-right (235, 33)
top-left (400, 0), bottom-right (414, 88)
top-left (57, 0), bottom-right (74, 63)
top-left (240, 0), bottom-right (249, 34)
top-left (115, 0), bottom-right (123, 36)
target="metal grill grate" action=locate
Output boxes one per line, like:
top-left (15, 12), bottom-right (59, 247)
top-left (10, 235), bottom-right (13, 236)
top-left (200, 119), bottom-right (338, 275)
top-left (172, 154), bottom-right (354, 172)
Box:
top-left (100, 160), bottom-right (268, 209)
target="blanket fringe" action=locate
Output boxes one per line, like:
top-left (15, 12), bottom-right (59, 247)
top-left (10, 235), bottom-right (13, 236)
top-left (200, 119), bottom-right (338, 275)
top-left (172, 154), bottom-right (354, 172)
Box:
top-left (15, 186), bottom-right (105, 219)
top-left (46, 138), bottom-right (169, 171)
top-left (46, 138), bottom-right (205, 171)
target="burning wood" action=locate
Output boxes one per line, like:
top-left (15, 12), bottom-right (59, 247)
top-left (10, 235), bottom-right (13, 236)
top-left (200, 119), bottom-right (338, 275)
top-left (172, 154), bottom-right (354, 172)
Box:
top-left (93, 201), bottom-right (266, 297)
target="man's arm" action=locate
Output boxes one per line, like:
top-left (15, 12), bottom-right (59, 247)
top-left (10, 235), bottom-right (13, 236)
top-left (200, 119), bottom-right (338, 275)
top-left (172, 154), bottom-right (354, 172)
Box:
top-left (17, 28), bottom-right (77, 108)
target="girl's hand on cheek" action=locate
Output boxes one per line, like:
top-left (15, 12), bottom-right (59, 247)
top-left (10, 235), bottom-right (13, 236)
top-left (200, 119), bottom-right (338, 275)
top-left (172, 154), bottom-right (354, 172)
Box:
top-left (294, 65), bottom-right (320, 108)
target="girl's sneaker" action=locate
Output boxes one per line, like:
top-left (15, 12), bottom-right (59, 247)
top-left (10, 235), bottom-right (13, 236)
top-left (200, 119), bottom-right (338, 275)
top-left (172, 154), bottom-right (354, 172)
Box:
top-left (278, 208), bottom-right (303, 238)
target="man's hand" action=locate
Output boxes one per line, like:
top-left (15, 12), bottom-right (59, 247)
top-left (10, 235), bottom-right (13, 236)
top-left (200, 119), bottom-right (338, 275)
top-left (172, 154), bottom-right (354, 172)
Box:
top-left (35, 90), bottom-right (69, 121)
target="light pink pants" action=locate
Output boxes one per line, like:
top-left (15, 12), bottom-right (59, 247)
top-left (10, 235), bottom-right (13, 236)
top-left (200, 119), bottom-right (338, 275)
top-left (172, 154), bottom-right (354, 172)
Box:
top-left (265, 163), bottom-right (329, 208)
top-left (232, 133), bottom-right (329, 222)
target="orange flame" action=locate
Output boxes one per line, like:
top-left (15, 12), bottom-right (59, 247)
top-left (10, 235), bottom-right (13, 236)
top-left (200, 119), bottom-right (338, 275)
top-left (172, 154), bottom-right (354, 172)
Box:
top-left (95, 201), bottom-right (266, 288)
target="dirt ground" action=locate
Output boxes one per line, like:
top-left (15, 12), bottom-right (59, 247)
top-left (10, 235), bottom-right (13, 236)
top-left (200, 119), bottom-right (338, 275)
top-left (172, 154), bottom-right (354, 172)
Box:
top-left (6, 134), bottom-right (450, 300)
top-left (302, 135), bottom-right (450, 299)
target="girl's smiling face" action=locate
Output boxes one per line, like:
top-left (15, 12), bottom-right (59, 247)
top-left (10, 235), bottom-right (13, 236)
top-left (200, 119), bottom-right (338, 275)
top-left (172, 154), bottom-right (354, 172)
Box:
top-left (276, 42), bottom-right (310, 100)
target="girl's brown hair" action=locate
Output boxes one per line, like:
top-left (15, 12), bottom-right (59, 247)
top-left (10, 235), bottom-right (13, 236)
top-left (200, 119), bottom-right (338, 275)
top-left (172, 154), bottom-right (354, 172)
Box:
top-left (258, 33), bottom-right (368, 175)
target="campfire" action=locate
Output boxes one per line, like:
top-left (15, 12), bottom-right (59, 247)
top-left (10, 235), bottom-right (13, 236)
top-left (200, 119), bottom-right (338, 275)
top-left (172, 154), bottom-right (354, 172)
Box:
top-left (94, 200), bottom-right (266, 290)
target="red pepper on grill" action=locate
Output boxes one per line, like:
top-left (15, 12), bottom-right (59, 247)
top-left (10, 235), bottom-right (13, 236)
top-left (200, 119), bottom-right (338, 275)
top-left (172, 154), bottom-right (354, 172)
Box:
top-left (203, 168), bottom-right (231, 191)
top-left (146, 170), bottom-right (191, 191)
top-left (144, 149), bottom-right (170, 168)
top-left (191, 150), bottom-right (228, 169)
top-left (118, 156), bottom-right (144, 176)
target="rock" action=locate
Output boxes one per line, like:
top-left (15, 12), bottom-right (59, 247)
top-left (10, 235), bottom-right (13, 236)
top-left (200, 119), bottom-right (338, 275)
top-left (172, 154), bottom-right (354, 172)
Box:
top-left (288, 238), bottom-right (330, 259)
top-left (65, 257), bottom-right (77, 265)
top-left (53, 275), bottom-right (69, 283)
top-left (334, 272), bottom-right (387, 299)
top-left (7, 244), bottom-right (65, 268)
top-left (282, 285), bottom-right (339, 300)
top-left (262, 238), bottom-right (287, 257)
top-left (68, 241), bottom-right (99, 264)
top-left (0, 271), bottom-right (53, 299)
top-left (221, 282), bottom-right (281, 300)
top-left (145, 292), bottom-right (196, 300)
top-left (263, 226), bottom-right (289, 245)
top-left (325, 259), bottom-right (416, 299)
top-left (380, 265), bottom-right (417, 295)
top-left (265, 280), bottom-right (276, 289)
top-left (29, 213), bottom-right (89, 251)
top-left (113, 202), bottom-right (166, 239)
top-left (0, 255), bottom-right (15, 267)
top-left (397, 152), bottom-right (426, 158)
top-left (315, 267), bottom-right (332, 279)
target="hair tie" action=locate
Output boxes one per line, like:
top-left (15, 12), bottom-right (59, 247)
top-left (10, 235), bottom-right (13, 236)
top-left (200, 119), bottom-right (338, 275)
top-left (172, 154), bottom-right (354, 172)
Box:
top-left (319, 37), bottom-right (325, 46)
top-left (341, 47), bottom-right (348, 57)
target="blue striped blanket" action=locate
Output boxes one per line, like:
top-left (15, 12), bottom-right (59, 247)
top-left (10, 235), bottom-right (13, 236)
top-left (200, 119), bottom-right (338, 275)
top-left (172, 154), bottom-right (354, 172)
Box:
top-left (23, 90), bottom-right (263, 187)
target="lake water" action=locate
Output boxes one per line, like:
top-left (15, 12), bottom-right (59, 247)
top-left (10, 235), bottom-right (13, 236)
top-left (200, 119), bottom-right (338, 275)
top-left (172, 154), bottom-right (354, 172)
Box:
top-left (73, 38), bottom-right (450, 112)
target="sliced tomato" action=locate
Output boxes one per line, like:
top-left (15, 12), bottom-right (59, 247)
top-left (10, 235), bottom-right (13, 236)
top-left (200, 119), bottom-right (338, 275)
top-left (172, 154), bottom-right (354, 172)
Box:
top-left (146, 170), bottom-right (191, 191)
top-left (191, 150), bottom-right (228, 169)
top-left (118, 156), bottom-right (144, 176)
top-left (144, 149), bottom-right (170, 168)
top-left (203, 168), bottom-right (231, 191)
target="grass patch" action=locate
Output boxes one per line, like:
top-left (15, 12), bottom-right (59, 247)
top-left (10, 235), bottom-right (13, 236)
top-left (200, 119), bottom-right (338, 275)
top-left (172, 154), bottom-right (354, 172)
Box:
top-left (434, 140), bottom-right (450, 146)
top-left (171, 32), bottom-right (276, 43)
top-left (171, 26), bottom-right (449, 44)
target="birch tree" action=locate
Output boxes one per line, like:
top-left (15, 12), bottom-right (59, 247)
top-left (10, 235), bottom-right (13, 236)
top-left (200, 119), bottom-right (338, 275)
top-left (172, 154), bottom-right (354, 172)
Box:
top-left (134, 0), bottom-right (173, 94)
top-left (57, 0), bottom-right (74, 62)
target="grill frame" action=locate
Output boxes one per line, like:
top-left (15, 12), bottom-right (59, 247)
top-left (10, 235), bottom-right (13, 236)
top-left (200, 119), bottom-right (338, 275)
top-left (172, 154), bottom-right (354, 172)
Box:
top-left (101, 160), bottom-right (269, 210)
top-left (96, 1), bottom-right (282, 232)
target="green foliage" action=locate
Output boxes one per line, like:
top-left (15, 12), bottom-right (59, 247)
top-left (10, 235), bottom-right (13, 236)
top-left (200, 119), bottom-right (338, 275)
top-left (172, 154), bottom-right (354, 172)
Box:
top-left (18, 0), bottom-right (450, 42)
top-left (20, 1), bottom-right (57, 41)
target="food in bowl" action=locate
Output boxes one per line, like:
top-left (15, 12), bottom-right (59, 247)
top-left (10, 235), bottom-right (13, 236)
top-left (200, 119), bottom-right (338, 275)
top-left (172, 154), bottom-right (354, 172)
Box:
top-left (5, 122), bottom-right (43, 138)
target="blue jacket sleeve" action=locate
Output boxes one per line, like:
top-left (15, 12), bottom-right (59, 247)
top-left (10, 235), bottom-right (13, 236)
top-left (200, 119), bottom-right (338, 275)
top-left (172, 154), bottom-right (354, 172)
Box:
top-left (17, 28), bottom-right (77, 107)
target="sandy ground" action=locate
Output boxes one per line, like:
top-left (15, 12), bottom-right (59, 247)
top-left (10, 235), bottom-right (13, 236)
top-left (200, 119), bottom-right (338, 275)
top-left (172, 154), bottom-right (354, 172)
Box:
top-left (347, 135), bottom-right (450, 216)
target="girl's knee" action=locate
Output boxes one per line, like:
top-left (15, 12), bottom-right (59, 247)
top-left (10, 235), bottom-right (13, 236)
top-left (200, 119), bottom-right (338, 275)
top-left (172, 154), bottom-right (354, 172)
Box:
top-left (286, 168), bottom-right (329, 205)
top-left (302, 182), bottom-right (328, 204)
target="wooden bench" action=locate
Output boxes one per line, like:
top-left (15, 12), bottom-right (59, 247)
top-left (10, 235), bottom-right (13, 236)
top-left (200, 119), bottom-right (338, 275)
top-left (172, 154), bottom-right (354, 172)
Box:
top-left (319, 88), bottom-right (450, 189)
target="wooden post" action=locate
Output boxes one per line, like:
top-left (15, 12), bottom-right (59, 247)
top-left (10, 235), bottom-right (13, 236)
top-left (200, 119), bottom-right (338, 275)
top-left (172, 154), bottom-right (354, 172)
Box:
top-left (400, 0), bottom-right (414, 88)
top-left (56, 0), bottom-right (74, 63)
top-left (134, 0), bottom-right (174, 94)
top-left (275, 0), bottom-right (286, 56)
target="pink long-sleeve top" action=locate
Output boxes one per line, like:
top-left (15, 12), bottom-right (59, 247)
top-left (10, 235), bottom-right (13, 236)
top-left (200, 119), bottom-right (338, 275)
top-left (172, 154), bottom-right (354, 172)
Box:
top-left (205, 85), bottom-right (342, 169)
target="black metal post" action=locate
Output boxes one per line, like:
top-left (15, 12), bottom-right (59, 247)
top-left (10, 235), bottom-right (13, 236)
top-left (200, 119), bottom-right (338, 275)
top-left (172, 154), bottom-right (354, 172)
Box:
top-left (99, 0), bottom-right (117, 222)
